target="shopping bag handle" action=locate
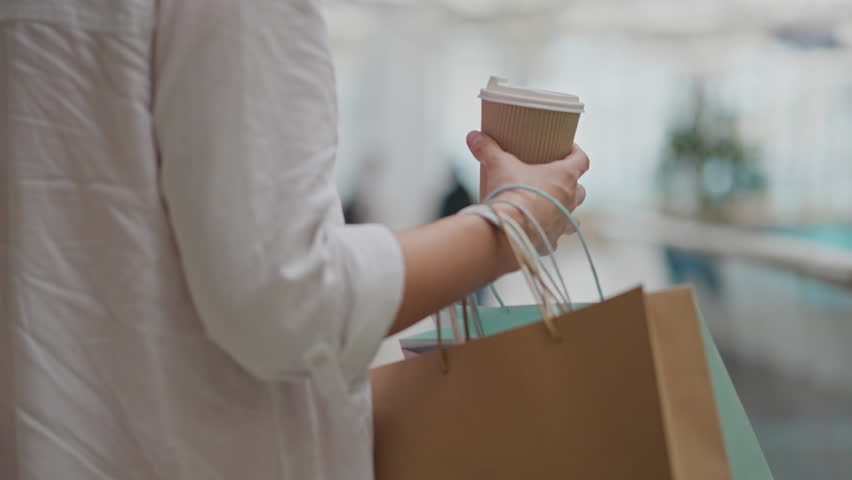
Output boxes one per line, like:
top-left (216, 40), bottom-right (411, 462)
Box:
top-left (435, 206), bottom-right (564, 373)
top-left (458, 203), bottom-right (574, 330)
top-left (434, 298), bottom-right (473, 374)
top-left (436, 186), bottom-right (604, 373)
top-left (493, 210), bottom-right (566, 338)
top-left (484, 184), bottom-right (605, 302)
top-left (489, 197), bottom-right (574, 309)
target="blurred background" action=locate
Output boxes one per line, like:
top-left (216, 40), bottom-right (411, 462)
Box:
top-left (322, 0), bottom-right (852, 478)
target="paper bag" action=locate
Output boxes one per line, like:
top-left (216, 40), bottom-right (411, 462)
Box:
top-left (371, 286), bottom-right (743, 479)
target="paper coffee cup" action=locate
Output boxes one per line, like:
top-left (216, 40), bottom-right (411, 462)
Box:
top-left (479, 76), bottom-right (584, 165)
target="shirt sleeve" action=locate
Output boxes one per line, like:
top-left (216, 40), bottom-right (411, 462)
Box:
top-left (152, 0), bottom-right (404, 397)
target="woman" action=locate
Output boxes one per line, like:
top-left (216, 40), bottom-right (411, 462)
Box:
top-left (1, 1), bottom-right (589, 478)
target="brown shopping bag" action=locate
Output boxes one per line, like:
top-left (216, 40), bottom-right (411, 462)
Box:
top-left (371, 286), bottom-right (732, 480)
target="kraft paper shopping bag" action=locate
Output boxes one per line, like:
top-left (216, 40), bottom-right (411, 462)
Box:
top-left (389, 287), bottom-right (773, 479)
top-left (371, 287), bottom-right (735, 479)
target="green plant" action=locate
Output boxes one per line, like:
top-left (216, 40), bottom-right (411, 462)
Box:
top-left (657, 80), bottom-right (766, 221)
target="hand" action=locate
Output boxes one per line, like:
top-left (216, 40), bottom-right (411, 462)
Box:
top-left (467, 131), bottom-right (589, 255)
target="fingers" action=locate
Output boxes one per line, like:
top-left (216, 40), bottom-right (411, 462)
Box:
top-left (562, 217), bottom-right (580, 236)
top-left (554, 143), bottom-right (590, 178)
top-left (466, 131), bottom-right (513, 169)
top-left (574, 183), bottom-right (586, 209)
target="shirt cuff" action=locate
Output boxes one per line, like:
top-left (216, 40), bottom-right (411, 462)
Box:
top-left (334, 223), bottom-right (405, 391)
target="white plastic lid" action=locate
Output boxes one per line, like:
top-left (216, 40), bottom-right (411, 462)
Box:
top-left (478, 76), bottom-right (584, 113)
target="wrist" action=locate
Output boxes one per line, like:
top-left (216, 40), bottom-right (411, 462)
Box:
top-left (489, 202), bottom-right (527, 275)
top-left (457, 204), bottom-right (520, 275)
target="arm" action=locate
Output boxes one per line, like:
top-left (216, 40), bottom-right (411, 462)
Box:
top-left (153, 1), bottom-right (587, 396)
top-left (390, 211), bottom-right (514, 335)
top-left (154, 0), bottom-right (406, 395)
top-left (391, 131), bottom-right (589, 334)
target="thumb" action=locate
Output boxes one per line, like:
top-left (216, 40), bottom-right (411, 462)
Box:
top-left (467, 131), bottom-right (510, 169)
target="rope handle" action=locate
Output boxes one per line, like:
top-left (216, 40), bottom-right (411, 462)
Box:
top-left (484, 184), bottom-right (605, 302)
top-left (437, 186), bottom-right (605, 373)
top-left (436, 205), bottom-right (563, 373)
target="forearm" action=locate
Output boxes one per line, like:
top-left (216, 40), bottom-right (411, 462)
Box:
top-left (388, 211), bottom-right (517, 335)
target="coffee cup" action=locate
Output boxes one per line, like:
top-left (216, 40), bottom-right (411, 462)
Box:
top-left (479, 76), bottom-right (584, 165)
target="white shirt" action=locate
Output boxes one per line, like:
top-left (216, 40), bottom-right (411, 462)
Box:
top-left (1, 1), bottom-right (405, 479)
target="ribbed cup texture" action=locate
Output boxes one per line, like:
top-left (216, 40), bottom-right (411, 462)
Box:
top-left (481, 100), bottom-right (580, 165)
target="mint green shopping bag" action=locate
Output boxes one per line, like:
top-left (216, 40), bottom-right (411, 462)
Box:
top-left (401, 287), bottom-right (773, 480)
